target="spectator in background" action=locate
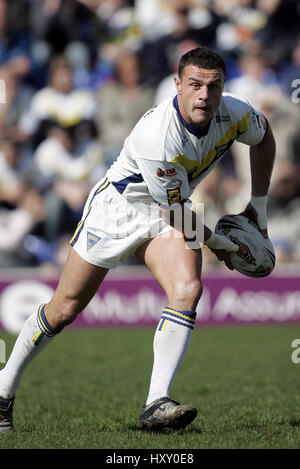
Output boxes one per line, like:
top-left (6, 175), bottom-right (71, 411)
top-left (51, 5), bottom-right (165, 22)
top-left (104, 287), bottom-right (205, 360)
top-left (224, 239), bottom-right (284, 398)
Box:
top-left (18, 54), bottom-right (97, 149)
top-left (33, 122), bottom-right (104, 243)
top-left (267, 159), bottom-right (300, 264)
top-left (213, 0), bottom-right (267, 58)
top-left (228, 69), bottom-right (299, 163)
top-left (0, 67), bottom-right (33, 144)
top-left (226, 48), bottom-right (280, 105)
top-left (0, 138), bottom-right (25, 206)
top-left (141, 1), bottom-right (219, 87)
top-left (96, 49), bottom-right (154, 165)
top-left (278, 37), bottom-right (300, 97)
top-left (258, 88), bottom-right (300, 162)
top-left (255, 0), bottom-right (300, 64)
top-left (90, 41), bottom-right (120, 90)
top-left (28, 0), bottom-right (98, 59)
top-left (154, 38), bottom-right (199, 104)
top-left (0, 0), bottom-right (31, 80)
top-left (0, 0), bottom-right (33, 145)
top-left (225, 48), bottom-right (292, 206)
top-left (91, 0), bottom-right (136, 39)
top-left (0, 0), bottom-right (300, 269)
top-left (134, 0), bottom-right (178, 41)
top-left (0, 138), bottom-right (45, 267)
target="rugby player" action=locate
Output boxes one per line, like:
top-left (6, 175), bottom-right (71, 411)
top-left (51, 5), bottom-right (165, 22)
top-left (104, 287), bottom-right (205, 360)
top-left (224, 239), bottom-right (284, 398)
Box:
top-left (0, 46), bottom-right (275, 432)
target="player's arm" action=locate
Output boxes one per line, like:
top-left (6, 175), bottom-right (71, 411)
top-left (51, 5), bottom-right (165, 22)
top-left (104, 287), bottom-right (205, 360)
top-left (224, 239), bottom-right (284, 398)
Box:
top-left (234, 100), bottom-right (276, 238)
top-left (240, 124), bottom-right (276, 238)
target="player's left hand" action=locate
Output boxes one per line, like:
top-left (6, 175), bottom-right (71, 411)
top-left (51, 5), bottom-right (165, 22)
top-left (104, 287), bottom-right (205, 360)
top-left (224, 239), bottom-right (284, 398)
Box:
top-left (239, 202), bottom-right (269, 239)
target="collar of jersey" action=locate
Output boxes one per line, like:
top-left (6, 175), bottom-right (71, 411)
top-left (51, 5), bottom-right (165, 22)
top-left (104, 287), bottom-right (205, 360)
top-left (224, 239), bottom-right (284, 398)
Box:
top-left (173, 95), bottom-right (211, 139)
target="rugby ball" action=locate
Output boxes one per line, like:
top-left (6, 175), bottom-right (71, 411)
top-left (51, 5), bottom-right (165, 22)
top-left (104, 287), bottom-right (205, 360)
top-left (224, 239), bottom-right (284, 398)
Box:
top-left (215, 214), bottom-right (276, 277)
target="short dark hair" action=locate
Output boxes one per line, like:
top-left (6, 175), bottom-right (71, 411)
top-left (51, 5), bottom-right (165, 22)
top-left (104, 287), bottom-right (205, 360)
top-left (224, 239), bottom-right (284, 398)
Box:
top-left (178, 46), bottom-right (226, 79)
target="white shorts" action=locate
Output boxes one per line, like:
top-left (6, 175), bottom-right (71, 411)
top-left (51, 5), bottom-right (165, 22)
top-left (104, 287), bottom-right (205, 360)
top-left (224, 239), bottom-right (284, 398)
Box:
top-left (70, 177), bottom-right (173, 269)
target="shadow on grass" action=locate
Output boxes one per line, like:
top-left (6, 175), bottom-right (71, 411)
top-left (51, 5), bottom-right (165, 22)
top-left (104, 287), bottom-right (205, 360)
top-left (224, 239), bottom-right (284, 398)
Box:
top-left (126, 423), bottom-right (203, 435)
top-left (289, 418), bottom-right (300, 427)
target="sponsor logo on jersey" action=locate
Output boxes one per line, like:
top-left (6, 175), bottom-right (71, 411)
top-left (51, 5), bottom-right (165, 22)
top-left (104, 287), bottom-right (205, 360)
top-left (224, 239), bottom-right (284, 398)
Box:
top-left (156, 168), bottom-right (165, 177)
top-left (156, 168), bottom-right (177, 177)
top-left (216, 114), bottom-right (231, 123)
top-left (166, 168), bottom-right (176, 176)
top-left (167, 187), bottom-right (181, 205)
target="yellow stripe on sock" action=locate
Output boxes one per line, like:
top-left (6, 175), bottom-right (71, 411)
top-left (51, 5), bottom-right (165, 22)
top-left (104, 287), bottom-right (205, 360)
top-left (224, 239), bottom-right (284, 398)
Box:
top-left (164, 307), bottom-right (195, 324)
top-left (38, 303), bottom-right (53, 336)
top-left (32, 330), bottom-right (43, 344)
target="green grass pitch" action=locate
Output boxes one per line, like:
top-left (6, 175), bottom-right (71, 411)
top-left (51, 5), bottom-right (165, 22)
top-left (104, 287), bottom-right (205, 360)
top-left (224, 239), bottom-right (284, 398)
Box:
top-left (1, 324), bottom-right (300, 449)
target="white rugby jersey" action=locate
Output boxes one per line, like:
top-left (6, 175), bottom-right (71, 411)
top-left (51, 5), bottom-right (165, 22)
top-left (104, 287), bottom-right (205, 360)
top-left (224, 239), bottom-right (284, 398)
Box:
top-left (106, 92), bottom-right (267, 209)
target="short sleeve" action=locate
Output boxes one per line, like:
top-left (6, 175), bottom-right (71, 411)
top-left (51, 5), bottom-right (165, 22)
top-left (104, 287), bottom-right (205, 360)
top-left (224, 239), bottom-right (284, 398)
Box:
top-left (236, 105), bottom-right (268, 146)
top-left (136, 158), bottom-right (192, 206)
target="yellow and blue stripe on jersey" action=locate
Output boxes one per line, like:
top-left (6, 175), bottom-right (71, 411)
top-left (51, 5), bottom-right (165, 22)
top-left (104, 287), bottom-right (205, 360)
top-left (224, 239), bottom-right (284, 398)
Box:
top-left (111, 173), bottom-right (144, 194)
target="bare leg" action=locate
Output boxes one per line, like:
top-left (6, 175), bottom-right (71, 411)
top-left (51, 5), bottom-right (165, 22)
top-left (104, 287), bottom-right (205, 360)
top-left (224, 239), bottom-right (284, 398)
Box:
top-left (45, 247), bottom-right (109, 331)
top-left (136, 231), bottom-right (203, 310)
top-left (136, 231), bottom-right (202, 406)
top-left (0, 247), bottom-right (108, 402)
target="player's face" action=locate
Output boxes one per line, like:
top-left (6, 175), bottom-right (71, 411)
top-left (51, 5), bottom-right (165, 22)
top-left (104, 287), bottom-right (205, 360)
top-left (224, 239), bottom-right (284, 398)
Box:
top-left (174, 65), bottom-right (224, 130)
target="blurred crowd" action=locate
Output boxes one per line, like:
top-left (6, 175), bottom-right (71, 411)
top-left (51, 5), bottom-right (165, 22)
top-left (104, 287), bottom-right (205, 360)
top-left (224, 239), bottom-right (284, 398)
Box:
top-left (0, 0), bottom-right (300, 272)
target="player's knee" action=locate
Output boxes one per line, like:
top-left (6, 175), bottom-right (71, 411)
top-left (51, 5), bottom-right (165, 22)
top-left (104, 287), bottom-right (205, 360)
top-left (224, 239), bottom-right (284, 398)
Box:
top-left (185, 278), bottom-right (203, 303)
top-left (172, 278), bottom-right (203, 309)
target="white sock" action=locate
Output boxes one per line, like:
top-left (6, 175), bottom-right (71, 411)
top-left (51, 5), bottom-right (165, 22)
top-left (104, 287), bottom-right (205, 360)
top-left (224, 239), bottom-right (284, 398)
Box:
top-left (0, 304), bottom-right (55, 399)
top-left (145, 307), bottom-right (196, 405)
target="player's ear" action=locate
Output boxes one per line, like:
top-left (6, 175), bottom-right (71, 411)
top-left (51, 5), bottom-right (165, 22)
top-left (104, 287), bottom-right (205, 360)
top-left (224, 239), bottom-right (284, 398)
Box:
top-left (174, 75), bottom-right (181, 95)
